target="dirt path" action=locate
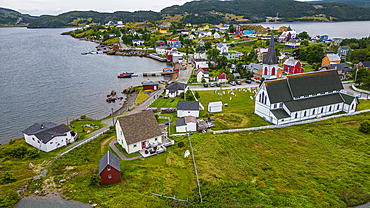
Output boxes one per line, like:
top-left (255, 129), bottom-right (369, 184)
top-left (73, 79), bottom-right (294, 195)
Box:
top-left (109, 140), bottom-right (142, 161)
top-left (101, 136), bottom-right (115, 153)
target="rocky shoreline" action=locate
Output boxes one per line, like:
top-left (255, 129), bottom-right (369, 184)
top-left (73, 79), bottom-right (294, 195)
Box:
top-left (111, 90), bottom-right (139, 116)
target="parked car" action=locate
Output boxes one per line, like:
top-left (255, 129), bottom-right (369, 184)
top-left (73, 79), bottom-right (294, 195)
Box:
top-left (236, 81), bottom-right (242, 85)
top-left (203, 83), bottom-right (208, 87)
top-left (245, 80), bottom-right (251, 84)
top-left (256, 80), bottom-right (260, 83)
top-left (210, 83), bottom-right (215, 87)
top-left (230, 81), bottom-right (236, 86)
top-left (216, 83), bottom-right (221, 87)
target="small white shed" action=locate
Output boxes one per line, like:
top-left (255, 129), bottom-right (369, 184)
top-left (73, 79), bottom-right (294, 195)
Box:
top-left (208, 101), bottom-right (222, 113)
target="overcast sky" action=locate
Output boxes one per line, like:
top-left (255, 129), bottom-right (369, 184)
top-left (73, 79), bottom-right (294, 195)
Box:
top-left (0, 0), bottom-right (193, 16)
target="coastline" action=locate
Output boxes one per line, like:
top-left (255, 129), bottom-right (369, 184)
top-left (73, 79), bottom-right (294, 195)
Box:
top-left (111, 91), bottom-right (139, 116)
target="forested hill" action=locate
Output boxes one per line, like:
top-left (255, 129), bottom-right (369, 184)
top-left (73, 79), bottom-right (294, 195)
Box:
top-left (302, 0), bottom-right (370, 9)
top-left (161, 0), bottom-right (370, 24)
top-left (2, 0), bottom-right (370, 27)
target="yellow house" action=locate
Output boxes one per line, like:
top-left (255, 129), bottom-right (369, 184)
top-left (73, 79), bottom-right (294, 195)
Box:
top-left (278, 26), bottom-right (288, 33)
top-left (322, 54), bottom-right (341, 67)
top-left (160, 28), bottom-right (168, 34)
top-left (203, 24), bottom-right (209, 30)
top-left (185, 23), bottom-right (192, 27)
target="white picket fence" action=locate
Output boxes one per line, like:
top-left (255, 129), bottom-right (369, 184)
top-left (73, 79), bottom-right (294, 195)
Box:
top-left (213, 109), bottom-right (370, 134)
top-left (352, 84), bottom-right (370, 95)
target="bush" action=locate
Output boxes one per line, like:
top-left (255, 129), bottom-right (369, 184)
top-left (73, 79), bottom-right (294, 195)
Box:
top-left (8, 139), bottom-right (15, 145)
top-left (109, 125), bottom-right (115, 130)
top-left (89, 174), bottom-right (101, 187)
top-left (195, 91), bottom-right (200, 99)
top-left (3, 145), bottom-right (39, 159)
top-left (0, 171), bottom-right (17, 185)
top-left (0, 190), bottom-right (20, 207)
top-left (359, 120), bottom-right (370, 133)
top-left (178, 142), bottom-right (185, 148)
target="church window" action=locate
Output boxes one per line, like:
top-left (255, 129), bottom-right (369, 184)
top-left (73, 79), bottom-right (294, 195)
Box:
top-left (329, 106), bottom-right (332, 111)
top-left (272, 67), bottom-right (275, 75)
top-left (274, 104), bottom-right (277, 109)
top-left (337, 105), bottom-right (340, 110)
top-left (264, 96), bottom-right (267, 104)
top-left (312, 109), bottom-right (315, 115)
top-left (351, 104), bottom-right (354, 110)
top-left (259, 94), bottom-right (261, 102)
top-left (295, 113), bottom-right (298, 119)
top-left (304, 111), bottom-right (307, 117)
top-left (321, 108), bottom-right (324, 113)
top-left (264, 67), bottom-right (268, 75)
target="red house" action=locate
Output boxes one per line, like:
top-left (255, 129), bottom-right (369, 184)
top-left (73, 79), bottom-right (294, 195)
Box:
top-left (283, 57), bottom-right (304, 74)
top-left (231, 32), bottom-right (243, 39)
top-left (113, 44), bottom-right (119, 50)
top-left (143, 82), bottom-right (159, 91)
top-left (99, 151), bottom-right (121, 185)
top-left (236, 25), bottom-right (242, 32)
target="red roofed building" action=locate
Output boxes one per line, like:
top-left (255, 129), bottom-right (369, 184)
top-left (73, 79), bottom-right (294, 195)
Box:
top-left (99, 151), bottom-right (121, 185)
top-left (217, 73), bottom-right (228, 83)
top-left (283, 57), bottom-right (304, 74)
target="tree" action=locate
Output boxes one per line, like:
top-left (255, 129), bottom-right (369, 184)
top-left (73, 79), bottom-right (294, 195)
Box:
top-left (297, 31), bottom-right (310, 40)
top-left (229, 25), bottom-right (235, 33)
top-left (0, 172), bottom-right (17, 185)
top-left (207, 49), bottom-right (220, 61)
top-left (205, 41), bottom-right (212, 50)
top-left (359, 120), bottom-right (370, 133)
top-left (201, 78), bottom-right (206, 83)
top-left (89, 174), bottom-right (101, 187)
top-left (185, 90), bottom-right (195, 101)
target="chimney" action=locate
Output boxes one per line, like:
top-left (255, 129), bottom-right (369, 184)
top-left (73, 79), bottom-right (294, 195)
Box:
top-left (40, 123), bottom-right (44, 129)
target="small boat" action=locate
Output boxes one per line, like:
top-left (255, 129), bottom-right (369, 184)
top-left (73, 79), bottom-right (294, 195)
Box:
top-left (118, 72), bottom-right (134, 78)
top-left (81, 52), bottom-right (88, 55)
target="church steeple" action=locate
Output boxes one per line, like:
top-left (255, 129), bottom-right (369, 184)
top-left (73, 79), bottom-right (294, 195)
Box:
top-left (263, 33), bottom-right (278, 65)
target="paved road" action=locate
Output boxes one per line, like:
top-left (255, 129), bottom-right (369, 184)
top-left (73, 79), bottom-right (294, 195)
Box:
top-left (343, 83), bottom-right (370, 100)
top-left (14, 198), bottom-right (91, 208)
top-left (109, 140), bottom-right (142, 160)
top-left (119, 33), bottom-right (129, 49)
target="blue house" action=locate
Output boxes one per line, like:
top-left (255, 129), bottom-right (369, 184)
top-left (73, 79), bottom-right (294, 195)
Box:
top-left (242, 30), bottom-right (255, 36)
top-left (167, 40), bottom-right (181, 48)
top-left (338, 46), bottom-right (350, 58)
top-left (319, 35), bottom-right (329, 42)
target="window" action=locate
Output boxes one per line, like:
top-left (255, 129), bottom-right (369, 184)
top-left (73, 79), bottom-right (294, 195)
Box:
top-left (329, 106), bottom-right (332, 111)
top-left (155, 138), bottom-right (157, 141)
top-left (265, 96), bottom-right (267, 104)
top-left (321, 108), bottom-right (324, 113)
top-left (61, 140), bottom-right (63, 142)
top-left (38, 140), bottom-right (40, 143)
top-left (188, 111), bottom-right (190, 113)
top-left (108, 175), bottom-right (112, 179)
top-left (280, 103), bottom-right (283, 108)
top-left (351, 104), bottom-right (354, 110)
top-left (304, 111), bottom-right (307, 117)
top-left (295, 113), bottom-right (298, 119)
top-left (272, 67), bottom-right (275, 75)
top-left (259, 94), bottom-right (261, 102)
top-left (121, 131), bottom-right (122, 135)
top-left (50, 142), bottom-right (53, 144)
top-left (32, 138), bottom-right (35, 141)
top-left (337, 105), bottom-right (340, 110)
top-left (134, 143), bottom-right (137, 147)
top-left (274, 104), bottom-right (277, 109)
top-left (312, 109), bottom-right (315, 115)
top-left (107, 167), bottom-right (111, 171)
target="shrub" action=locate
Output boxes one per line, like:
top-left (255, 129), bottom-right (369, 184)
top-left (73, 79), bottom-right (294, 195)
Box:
top-left (359, 120), bottom-right (370, 133)
top-left (8, 139), bottom-right (15, 145)
top-left (195, 91), bottom-right (200, 99)
top-left (109, 125), bottom-right (115, 130)
top-left (89, 174), bottom-right (101, 187)
top-left (0, 171), bottom-right (17, 185)
top-left (178, 142), bottom-right (185, 148)
top-left (3, 145), bottom-right (39, 159)
top-left (0, 190), bottom-right (20, 207)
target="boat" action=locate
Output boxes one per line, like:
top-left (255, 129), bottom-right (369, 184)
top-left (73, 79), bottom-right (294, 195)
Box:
top-left (81, 52), bottom-right (88, 55)
top-left (117, 72), bottom-right (134, 78)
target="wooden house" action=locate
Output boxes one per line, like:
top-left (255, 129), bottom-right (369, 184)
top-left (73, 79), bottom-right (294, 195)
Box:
top-left (177, 101), bottom-right (200, 118)
top-left (283, 57), bottom-right (304, 75)
top-left (142, 82), bottom-right (159, 91)
top-left (322, 54), bottom-right (340, 67)
top-left (99, 151), bottom-right (121, 185)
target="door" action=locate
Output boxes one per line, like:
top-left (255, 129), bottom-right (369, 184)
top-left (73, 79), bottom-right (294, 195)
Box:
top-left (142, 141), bottom-right (146, 149)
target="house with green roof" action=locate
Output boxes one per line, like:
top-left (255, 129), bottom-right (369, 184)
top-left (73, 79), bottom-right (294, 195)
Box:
top-left (254, 70), bottom-right (359, 125)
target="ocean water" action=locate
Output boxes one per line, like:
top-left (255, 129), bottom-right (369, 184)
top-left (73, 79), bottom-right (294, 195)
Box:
top-left (0, 27), bottom-right (167, 143)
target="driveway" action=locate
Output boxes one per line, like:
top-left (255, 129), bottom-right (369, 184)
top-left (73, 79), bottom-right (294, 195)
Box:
top-left (109, 140), bottom-right (142, 160)
top-left (343, 83), bottom-right (370, 99)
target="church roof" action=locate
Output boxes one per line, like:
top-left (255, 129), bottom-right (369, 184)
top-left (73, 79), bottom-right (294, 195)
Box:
top-left (263, 34), bottom-right (278, 65)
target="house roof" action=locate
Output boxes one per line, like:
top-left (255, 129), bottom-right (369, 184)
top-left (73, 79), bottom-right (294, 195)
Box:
top-left (177, 101), bottom-right (199, 111)
top-left (166, 82), bottom-right (188, 90)
top-left (99, 151), bottom-right (120, 174)
top-left (327, 54), bottom-right (341, 62)
top-left (286, 70), bottom-right (343, 98)
top-left (264, 79), bottom-right (293, 103)
top-left (340, 46), bottom-right (350, 50)
top-left (284, 93), bottom-right (344, 112)
top-left (283, 58), bottom-right (299, 66)
top-left (362, 61), bottom-right (370, 67)
top-left (175, 118), bottom-right (186, 127)
top-left (340, 93), bottom-right (359, 105)
top-left (116, 111), bottom-right (162, 145)
top-left (142, 82), bottom-right (159, 86)
top-left (217, 73), bottom-right (227, 79)
top-left (208, 101), bottom-right (222, 107)
top-left (22, 122), bottom-right (71, 144)
top-left (327, 63), bottom-right (352, 72)
top-left (271, 109), bottom-right (291, 119)
top-left (185, 116), bottom-right (197, 124)
top-left (196, 68), bottom-right (204, 75)
top-left (263, 34), bottom-right (278, 65)
top-left (233, 73), bottom-right (240, 77)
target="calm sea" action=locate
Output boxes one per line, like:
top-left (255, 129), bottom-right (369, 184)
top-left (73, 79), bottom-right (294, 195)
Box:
top-left (0, 27), bottom-right (167, 143)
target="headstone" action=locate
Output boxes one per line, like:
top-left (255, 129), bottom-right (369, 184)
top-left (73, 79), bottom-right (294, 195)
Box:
top-left (184, 150), bottom-right (190, 158)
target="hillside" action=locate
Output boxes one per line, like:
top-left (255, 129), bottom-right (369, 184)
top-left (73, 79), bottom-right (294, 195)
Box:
top-left (161, 0), bottom-right (370, 24)
top-left (302, 0), bottom-right (370, 9)
top-left (2, 0), bottom-right (370, 27)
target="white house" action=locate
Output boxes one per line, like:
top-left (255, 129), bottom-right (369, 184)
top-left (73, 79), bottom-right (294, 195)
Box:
top-left (213, 32), bottom-right (221, 39)
top-left (194, 51), bottom-right (208, 60)
top-left (132, 39), bottom-right (145, 46)
top-left (175, 116), bottom-right (197, 132)
top-left (177, 101), bottom-right (200, 118)
top-left (22, 122), bottom-right (77, 152)
top-left (208, 101), bottom-right (222, 113)
top-left (165, 82), bottom-right (188, 98)
top-left (156, 46), bottom-right (167, 56)
top-left (196, 68), bottom-right (209, 83)
top-left (115, 111), bottom-right (163, 154)
top-left (198, 31), bottom-right (212, 38)
top-left (254, 70), bottom-right (359, 125)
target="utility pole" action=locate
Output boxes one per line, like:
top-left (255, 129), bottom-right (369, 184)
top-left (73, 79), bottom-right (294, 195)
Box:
top-left (111, 108), bottom-right (114, 126)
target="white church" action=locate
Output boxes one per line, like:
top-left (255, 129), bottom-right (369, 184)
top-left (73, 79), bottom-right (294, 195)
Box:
top-left (254, 70), bottom-right (359, 125)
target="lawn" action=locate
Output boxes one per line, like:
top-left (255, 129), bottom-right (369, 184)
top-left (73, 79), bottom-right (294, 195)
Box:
top-left (114, 143), bottom-right (141, 158)
top-left (149, 96), bottom-right (184, 110)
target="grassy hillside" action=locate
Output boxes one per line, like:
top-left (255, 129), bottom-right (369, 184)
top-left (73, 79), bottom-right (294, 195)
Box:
top-left (0, 8), bottom-right (36, 25)
top-left (307, 0), bottom-right (370, 9)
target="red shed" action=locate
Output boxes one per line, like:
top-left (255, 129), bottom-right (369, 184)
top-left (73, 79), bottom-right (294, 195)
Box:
top-left (99, 151), bottom-right (121, 185)
top-left (143, 82), bottom-right (159, 91)
top-left (113, 44), bottom-right (119, 50)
